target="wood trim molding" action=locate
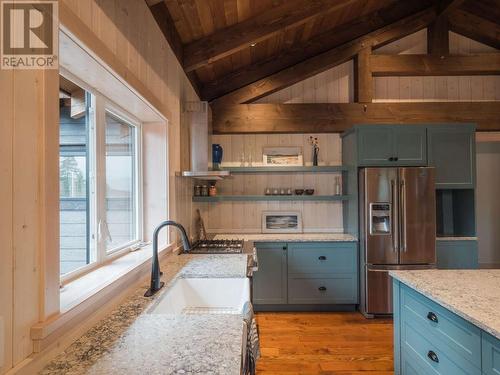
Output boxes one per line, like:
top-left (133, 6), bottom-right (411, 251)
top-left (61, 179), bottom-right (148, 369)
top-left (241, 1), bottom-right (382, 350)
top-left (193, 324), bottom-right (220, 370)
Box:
top-left (212, 7), bottom-right (437, 105)
top-left (183, 0), bottom-right (357, 72)
top-left (59, 2), bottom-right (172, 120)
top-left (212, 102), bottom-right (500, 134)
top-left (370, 54), bottom-right (500, 76)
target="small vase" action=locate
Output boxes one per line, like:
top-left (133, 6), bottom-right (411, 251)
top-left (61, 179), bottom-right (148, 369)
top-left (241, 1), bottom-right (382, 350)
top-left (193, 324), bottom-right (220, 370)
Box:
top-left (313, 147), bottom-right (319, 166)
top-left (212, 144), bottom-right (223, 170)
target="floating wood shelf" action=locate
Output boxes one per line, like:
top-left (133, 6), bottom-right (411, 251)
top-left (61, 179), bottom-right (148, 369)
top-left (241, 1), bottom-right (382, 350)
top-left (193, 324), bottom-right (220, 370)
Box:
top-left (192, 195), bottom-right (349, 202)
top-left (221, 166), bottom-right (348, 173)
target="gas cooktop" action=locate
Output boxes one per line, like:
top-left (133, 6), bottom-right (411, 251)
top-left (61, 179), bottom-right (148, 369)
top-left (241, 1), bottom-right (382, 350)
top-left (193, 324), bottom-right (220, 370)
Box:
top-left (189, 239), bottom-right (244, 254)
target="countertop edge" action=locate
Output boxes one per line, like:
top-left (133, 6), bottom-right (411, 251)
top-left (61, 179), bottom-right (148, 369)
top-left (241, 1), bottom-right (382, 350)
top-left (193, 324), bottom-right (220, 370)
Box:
top-left (390, 271), bottom-right (500, 340)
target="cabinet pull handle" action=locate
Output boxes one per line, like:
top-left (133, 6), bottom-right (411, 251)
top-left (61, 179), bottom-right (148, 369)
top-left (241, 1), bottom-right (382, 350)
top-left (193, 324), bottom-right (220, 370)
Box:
top-left (388, 157), bottom-right (394, 161)
top-left (427, 350), bottom-right (439, 363)
top-left (282, 246), bottom-right (287, 250)
top-left (427, 312), bottom-right (438, 323)
top-left (318, 286), bottom-right (327, 291)
top-left (318, 256), bottom-right (327, 260)
top-left (394, 157), bottom-right (399, 161)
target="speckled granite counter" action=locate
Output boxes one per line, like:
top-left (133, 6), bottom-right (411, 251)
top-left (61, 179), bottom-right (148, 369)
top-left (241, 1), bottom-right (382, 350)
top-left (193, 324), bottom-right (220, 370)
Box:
top-left (390, 269), bottom-right (500, 340)
top-left (213, 233), bottom-right (357, 242)
top-left (41, 253), bottom-right (249, 375)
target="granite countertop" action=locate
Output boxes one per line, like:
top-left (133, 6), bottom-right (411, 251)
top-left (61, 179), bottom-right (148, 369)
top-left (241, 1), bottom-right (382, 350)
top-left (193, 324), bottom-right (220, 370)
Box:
top-left (41, 253), bottom-right (249, 375)
top-left (390, 269), bottom-right (500, 340)
top-left (213, 233), bottom-right (358, 242)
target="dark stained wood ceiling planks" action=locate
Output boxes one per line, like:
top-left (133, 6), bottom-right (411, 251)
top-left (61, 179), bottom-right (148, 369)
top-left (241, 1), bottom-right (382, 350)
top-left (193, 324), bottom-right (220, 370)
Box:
top-left (146, 0), bottom-right (500, 102)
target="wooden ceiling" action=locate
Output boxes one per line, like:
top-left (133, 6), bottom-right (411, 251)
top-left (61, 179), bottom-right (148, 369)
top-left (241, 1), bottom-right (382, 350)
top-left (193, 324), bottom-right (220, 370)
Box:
top-left (146, 0), bottom-right (500, 102)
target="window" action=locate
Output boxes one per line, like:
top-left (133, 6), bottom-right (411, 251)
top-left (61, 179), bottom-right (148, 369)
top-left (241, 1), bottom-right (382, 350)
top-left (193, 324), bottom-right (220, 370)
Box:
top-left (103, 111), bottom-right (139, 252)
top-left (59, 75), bottom-right (142, 279)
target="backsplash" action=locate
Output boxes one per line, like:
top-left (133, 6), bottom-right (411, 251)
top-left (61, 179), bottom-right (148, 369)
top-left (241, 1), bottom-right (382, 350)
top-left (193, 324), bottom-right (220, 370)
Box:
top-left (194, 134), bottom-right (344, 234)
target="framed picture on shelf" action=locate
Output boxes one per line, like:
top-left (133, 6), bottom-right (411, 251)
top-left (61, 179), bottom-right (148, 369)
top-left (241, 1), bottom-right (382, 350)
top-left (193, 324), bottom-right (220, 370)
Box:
top-left (262, 146), bottom-right (303, 166)
top-left (262, 211), bottom-right (303, 233)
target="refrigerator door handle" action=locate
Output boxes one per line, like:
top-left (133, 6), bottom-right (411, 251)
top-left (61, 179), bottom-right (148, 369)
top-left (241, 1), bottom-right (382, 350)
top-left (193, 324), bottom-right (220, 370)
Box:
top-left (391, 179), bottom-right (398, 253)
top-left (400, 179), bottom-right (407, 252)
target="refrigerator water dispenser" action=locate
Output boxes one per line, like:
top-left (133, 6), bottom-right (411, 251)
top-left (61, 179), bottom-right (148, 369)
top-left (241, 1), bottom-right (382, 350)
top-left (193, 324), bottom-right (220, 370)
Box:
top-left (369, 203), bottom-right (391, 235)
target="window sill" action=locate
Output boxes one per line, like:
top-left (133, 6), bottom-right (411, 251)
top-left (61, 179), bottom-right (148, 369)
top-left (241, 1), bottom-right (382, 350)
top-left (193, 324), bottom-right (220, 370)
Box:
top-left (30, 242), bottom-right (175, 351)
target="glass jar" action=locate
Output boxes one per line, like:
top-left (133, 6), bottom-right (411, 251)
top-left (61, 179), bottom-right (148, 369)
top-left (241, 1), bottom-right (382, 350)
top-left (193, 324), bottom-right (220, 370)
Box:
top-left (194, 185), bottom-right (201, 196)
top-left (201, 185), bottom-right (209, 196)
top-left (209, 185), bottom-right (217, 196)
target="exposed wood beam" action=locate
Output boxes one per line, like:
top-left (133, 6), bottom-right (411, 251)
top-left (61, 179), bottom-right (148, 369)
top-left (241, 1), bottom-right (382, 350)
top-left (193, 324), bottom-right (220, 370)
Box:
top-left (437, 0), bottom-right (466, 16)
top-left (70, 89), bottom-right (86, 119)
top-left (147, 1), bottom-right (201, 96)
top-left (183, 0), bottom-right (358, 72)
top-left (354, 48), bottom-right (372, 103)
top-left (427, 15), bottom-right (449, 55)
top-left (212, 103), bottom-right (500, 134)
top-left (370, 54), bottom-right (500, 76)
top-left (201, 1), bottom-right (433, 102)
top-left (212, 8), bottom-right (437, 105)
top-left (448, 9), bottom-right (500, 50)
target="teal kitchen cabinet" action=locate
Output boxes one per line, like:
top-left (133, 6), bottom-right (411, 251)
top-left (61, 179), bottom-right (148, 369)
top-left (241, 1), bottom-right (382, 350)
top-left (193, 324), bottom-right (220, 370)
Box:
top-left (287, 242), bottom-right (358, 304)
top-left (357, 125), bottom-right (427, 166)
top-left (393, 280), bottom-right (498, 375)
top-left (436, 239), bottom-right (478, 269)
top-left (427, 125), bottom-right (476, 189)
top-left (482, 332), bottom-right (500, 375)
top-left (252, 243), bottom-right (288, 305)
top-left (253, 242), bottom-right (359, 308)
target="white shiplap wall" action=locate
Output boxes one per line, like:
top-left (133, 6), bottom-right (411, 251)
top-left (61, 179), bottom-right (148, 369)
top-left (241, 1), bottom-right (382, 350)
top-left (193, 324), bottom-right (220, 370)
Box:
top-left (254, 61), bottom-right (354, 104)
top-left (198, 134), bottom-right (344, 233)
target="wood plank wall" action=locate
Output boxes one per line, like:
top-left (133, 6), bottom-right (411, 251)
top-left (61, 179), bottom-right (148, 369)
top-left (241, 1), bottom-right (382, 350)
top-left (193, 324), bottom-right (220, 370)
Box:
top-left (197, 134), bottom-right (344, 233)
top-left (0, 1), bottom-right (198, 373)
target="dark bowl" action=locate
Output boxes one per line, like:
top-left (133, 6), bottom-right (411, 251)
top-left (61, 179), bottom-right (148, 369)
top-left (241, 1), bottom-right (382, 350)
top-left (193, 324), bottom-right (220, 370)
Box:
top-left (305, 189), bottom-right (315, 195)
top-left (295, 189), bottom-right (304, 195)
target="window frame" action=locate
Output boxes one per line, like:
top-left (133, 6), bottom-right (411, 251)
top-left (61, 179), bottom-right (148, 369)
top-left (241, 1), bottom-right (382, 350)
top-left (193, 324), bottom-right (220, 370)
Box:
top-left (59, 70), bottom-right (144, 284)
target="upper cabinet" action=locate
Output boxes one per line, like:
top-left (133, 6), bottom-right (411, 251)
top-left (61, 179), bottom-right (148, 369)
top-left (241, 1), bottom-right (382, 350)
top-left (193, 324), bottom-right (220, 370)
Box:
top-left (427, 125), bottom-right (476, 189)
top-left (356, 125), bottom-right (427, 166)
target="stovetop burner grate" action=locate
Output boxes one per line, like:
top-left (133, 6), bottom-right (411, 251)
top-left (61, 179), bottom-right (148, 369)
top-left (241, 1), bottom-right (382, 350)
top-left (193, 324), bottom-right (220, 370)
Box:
top-left (190, 239), bottom-right (244, 254)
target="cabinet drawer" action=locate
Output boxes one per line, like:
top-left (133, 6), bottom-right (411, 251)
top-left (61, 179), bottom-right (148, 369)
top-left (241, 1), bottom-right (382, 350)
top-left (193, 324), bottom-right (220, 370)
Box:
top-left (402, 323), bottom-right (480, 375)
top-left (401, 285), bottom-right (481, 368)
top-left (288, 242), bottom-right (357, 275)
top-left (288, 276), bottom-right (358, 304)
top-left (482, 332), bottom-right (500, 375)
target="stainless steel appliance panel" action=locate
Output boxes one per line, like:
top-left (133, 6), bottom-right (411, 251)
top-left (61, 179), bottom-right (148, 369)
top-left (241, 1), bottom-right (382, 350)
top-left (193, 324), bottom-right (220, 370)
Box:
top-left (398, 167), bottom-right (436, 265)
top-left (361, 168), bottom-right (399, 265)
top-left (365, 264), bottom-right (436, 314)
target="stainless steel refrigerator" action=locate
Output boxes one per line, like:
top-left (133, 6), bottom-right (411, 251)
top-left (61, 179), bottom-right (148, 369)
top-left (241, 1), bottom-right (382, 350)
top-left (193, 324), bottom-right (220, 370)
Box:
top-left (359, 167), bottom-right (436, 316)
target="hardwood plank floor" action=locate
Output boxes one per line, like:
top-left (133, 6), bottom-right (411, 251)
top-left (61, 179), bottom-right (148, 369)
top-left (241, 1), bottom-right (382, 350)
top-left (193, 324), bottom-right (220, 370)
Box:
top-left (255, 312), bottom-right (393, 375)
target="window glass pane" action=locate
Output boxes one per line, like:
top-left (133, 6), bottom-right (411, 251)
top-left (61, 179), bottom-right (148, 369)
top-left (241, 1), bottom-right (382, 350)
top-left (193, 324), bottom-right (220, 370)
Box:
top-left (104, 112), bottom-right (137, 251)
top-left (59, 77), bottom-right (92, 275)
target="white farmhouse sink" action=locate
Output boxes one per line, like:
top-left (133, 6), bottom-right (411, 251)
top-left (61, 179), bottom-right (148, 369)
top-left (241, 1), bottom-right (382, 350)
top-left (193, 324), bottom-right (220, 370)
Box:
top-left (149, 278), bottom-right (250, 315)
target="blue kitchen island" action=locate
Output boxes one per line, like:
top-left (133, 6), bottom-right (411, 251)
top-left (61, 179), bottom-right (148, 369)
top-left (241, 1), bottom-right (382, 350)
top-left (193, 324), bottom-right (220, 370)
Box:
top-left (391, 269), bottom-right (500, 375)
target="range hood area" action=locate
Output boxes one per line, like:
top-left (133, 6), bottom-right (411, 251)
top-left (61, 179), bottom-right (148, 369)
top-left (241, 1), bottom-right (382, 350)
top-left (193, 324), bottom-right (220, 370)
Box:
top-left (181, 101), bottom-right (229, 180)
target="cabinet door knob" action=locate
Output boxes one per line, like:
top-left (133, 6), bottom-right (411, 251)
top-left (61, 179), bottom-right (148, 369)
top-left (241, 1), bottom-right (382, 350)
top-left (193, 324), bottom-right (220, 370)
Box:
top-left (318, 256), bottom-right (327, 261)
top-left (318, 286), bottom-right (327, 291)
top-left (427, 350), bottom-right (439, 363)
top-left (394, 157), bottom-right (399, 161)
top-left (388, 157), bottom-right (394, 161)
top-left (282, 246), bottom-right (287, 250)
top-left (427, 312), bottom-right (438, 323)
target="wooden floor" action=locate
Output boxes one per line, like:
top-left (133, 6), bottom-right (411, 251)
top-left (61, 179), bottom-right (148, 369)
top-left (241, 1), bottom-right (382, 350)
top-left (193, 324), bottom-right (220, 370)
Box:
top-left (255, 312), bottom-right (393, 375)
